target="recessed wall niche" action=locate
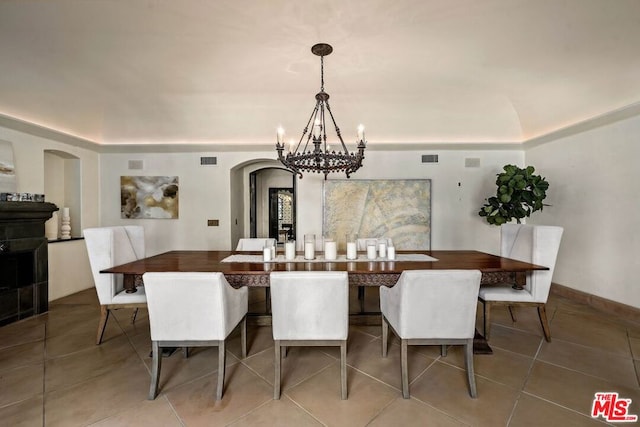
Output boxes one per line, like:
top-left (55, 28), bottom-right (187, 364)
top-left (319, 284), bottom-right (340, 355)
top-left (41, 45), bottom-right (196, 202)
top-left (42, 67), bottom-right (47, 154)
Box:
top-left (44, 150), bottom-right (81, 239)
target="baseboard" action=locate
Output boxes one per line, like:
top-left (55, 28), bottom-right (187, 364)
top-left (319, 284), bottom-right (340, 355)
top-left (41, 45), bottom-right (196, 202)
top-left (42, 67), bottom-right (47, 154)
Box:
top-left (550, 283), bottom-right (640, 325)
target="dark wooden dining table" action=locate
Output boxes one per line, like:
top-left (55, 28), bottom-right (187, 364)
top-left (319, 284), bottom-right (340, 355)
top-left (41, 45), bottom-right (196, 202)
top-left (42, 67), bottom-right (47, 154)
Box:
top-left (102, 249), bottom-right (547, 290)
top-left (101, 249), bottom-right (547, 355)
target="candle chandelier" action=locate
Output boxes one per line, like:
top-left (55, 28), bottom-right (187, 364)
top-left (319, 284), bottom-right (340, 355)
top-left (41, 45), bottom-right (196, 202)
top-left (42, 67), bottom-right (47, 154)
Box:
top-left (276, 43), bottom-right (366, 179)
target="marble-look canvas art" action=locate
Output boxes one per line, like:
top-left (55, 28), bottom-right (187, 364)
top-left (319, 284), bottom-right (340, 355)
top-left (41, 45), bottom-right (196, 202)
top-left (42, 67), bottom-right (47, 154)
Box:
top-left (323, 179), bottom-right (431, 250)
top-left (121, 176), bottom-right (179, 219)
top-left (0, 140), bottom-right (17, 193)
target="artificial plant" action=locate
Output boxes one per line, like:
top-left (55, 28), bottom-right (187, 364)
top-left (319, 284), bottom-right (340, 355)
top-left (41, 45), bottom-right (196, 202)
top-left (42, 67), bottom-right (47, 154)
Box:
top-left (478, 164), bottom-right (549, 225)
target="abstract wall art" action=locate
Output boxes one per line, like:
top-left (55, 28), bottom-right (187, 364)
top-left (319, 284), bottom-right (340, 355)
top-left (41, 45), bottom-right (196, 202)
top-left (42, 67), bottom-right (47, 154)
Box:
top-left (323, 179), bottom-right (431, 250)
top-left (0, 140), bottom-right (17, 193)
top-left (121, 176), bottom-right (179, 219)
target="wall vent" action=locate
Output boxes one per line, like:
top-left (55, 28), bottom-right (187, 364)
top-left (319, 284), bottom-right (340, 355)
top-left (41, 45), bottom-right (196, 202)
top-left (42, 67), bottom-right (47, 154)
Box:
top-left (465, 158), bottom-right (481, 168)
top-left (200, 157), bottom-right (217, 165)
top-left (421, 154), bottom-right (439, 163)
top-left (128, 160), bottom-right (144, 170)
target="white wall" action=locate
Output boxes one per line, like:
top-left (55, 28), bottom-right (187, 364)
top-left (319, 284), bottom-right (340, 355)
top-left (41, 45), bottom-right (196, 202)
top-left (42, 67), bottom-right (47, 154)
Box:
top-left (100, 149), bottom-right (522, 255)
top-left (0, 125), bottom-right (100, 299)
top-left (525, 115), bottom-right (640, 309)
top-left (48, 239), bottom-right (93, 300)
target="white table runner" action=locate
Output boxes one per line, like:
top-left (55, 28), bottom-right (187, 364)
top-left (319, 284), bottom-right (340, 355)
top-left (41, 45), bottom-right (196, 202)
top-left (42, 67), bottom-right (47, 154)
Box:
top-left (221, 254), bottom-right (438, 263)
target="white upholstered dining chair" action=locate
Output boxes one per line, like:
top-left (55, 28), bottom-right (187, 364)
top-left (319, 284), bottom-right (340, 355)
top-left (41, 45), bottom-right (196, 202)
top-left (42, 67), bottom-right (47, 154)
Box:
top-left (236, 238), bottom-right (276, 251)
top-left (270, 271), bottom-right (349, 400)
top-left (143, 272), bottom-right (248, 400)
top-left (380, 269), bottom-right (482, 398)
top-left (236, 237), bottom-right (276, 312)
top-left (478, 224), bottom-right (563, 341)
top-left (84, 226), bottom-right (147, 345)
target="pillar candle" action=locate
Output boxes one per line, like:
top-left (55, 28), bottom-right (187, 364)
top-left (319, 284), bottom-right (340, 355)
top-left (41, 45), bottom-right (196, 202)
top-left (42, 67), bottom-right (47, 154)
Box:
top-left (324, 240), bottom-right (337, 260)
top-left (263, 247), bottom-right (272, 262)
top-left (367, 243), bottom-right (377, 260)
top-left (304, 241), bottom-right (315, 260)
top-left (285, 241), bottom-right (296, 260)
top-left (378, 241), bottom-right (387, 258)
top-left (346, 242), bottom-right (357, 260)
top-left (387, 245), bottom-right (396, 260)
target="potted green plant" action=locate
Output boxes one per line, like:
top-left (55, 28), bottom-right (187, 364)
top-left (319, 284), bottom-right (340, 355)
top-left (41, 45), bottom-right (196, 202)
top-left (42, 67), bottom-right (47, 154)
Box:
top-left (478, 164), bottom-right (549, 225)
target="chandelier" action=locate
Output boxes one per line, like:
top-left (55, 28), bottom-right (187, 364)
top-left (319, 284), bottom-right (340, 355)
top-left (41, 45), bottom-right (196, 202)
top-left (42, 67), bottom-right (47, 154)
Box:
top-left (276, 43), bottom-right (366, 179)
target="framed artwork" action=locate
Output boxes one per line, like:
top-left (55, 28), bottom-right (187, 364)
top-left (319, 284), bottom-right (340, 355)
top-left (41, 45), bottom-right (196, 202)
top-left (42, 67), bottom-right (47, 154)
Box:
top-left (121, 176), bottom-right (179, 219)
top-left (323, 179), bottom-right (431, 250)
top-left (0, 140), bottom-right (16, 193)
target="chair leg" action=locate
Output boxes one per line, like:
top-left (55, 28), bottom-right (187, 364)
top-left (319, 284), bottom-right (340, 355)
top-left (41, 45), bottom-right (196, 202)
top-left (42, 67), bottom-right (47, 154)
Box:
top-left (482, 300), bottom-right (492, 340)
top-left (241, 316), bottom-right (247, 358)
top-left (265, 288), bottom-right (271, 313)
top-left (508, 306), bottom-right (517, 322)
top-left (274, 340), bottom-right (281, 399)
top-left (464, 338), bottom-right (477, 398)
top-left (441, 345), bottom-right (447, 357)
top-left (148, 341), bottom-right (162, 400)
top-left (340, 341), bottom-right (347, 400)
top-left (381, 315), bottom-right (389, 357)
top-left (401, 339), bottom-right (409, 399)
top-left (131, 308), bottom-right (139, 324)
top-left (358, 286), bottom-right (365, 312)
top-left (216, 341), bottom-right (226, 400)
top-left (96, 306), bottom-right (110, 345)
top-left (182, 347), bottom-right (189, 358)
top-left (537, 305), bottom-right (552, 342)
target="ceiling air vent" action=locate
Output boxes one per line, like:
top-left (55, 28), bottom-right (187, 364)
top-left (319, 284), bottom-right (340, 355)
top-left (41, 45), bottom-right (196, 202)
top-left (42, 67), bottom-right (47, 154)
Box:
top-left (465, 158), bottom-right (481, 168)
top-left (200, 157), bottom-right (217, 165)
top-left (421, 154), bottom-right (439, 164)
top-left (128, 160), bottom-right (144, 170)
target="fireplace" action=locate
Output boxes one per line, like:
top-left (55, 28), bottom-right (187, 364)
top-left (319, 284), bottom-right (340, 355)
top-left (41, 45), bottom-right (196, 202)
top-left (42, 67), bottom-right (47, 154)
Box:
top-left (0, 201), bottom-right (57, 326)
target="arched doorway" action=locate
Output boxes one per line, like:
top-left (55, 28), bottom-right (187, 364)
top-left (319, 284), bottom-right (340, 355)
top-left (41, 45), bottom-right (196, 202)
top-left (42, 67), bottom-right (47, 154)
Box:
top-left (249, 168), bottom-right (296, 243)
top-left (229, 159), bottom-right (296, 249)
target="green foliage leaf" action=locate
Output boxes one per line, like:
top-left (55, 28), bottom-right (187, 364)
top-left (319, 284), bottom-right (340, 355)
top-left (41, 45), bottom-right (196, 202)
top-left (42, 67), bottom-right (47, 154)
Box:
top-left (478, 164), bottom-right (550, 226)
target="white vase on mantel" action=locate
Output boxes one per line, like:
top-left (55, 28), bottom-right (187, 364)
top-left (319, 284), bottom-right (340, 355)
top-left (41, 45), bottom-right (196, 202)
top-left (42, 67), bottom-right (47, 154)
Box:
top-left (45, 211), bottom-right (59, 240)
top-left (60, 207), bottom-right (71, 239)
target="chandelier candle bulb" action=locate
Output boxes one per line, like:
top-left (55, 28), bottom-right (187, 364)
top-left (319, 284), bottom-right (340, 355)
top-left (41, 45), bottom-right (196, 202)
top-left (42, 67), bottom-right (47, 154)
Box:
top-left (357, 124), bottom-right (365, 141)
top-left (277, 127), bottom-right (285, 144)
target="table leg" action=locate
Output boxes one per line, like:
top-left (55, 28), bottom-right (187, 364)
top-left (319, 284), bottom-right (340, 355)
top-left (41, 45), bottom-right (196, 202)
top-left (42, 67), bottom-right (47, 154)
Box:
top-left (512, 272), bottom-right (526, 290)
top-left (124, 274), bottom-right (138, 293)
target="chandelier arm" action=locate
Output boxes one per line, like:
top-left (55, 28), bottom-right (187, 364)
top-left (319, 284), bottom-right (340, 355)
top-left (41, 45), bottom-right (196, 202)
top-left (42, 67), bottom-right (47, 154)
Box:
top-left (300, 102), bottom-right (321, 154)
top-left (324, 101), bottom-right (349, 154)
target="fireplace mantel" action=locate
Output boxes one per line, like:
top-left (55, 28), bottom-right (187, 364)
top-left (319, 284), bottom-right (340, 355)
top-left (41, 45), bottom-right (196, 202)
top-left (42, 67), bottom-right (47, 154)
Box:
top-left (0, 201), bottom-right (58, 325)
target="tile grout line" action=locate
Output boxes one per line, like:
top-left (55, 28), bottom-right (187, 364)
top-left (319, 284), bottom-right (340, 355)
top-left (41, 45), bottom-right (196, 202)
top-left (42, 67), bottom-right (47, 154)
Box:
top-left (626, 329), bottom-right (640, 388)
top-left (504, 307), bottom-right (549, 427)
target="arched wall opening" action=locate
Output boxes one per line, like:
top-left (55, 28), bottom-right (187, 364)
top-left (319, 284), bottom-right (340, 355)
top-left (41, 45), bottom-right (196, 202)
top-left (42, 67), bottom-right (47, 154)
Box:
top-left (229, 159), bottom-right (295, 249)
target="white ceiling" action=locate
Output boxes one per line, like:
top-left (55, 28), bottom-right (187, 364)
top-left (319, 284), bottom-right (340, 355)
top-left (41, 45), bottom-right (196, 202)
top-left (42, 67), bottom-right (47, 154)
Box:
top-left (1, 0), bottom-right (640, 148)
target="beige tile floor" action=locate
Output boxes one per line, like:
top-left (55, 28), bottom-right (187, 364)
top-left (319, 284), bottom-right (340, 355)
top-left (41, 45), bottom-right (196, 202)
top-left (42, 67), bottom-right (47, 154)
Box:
top-left (1, 287), bottom-right (639, 426)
